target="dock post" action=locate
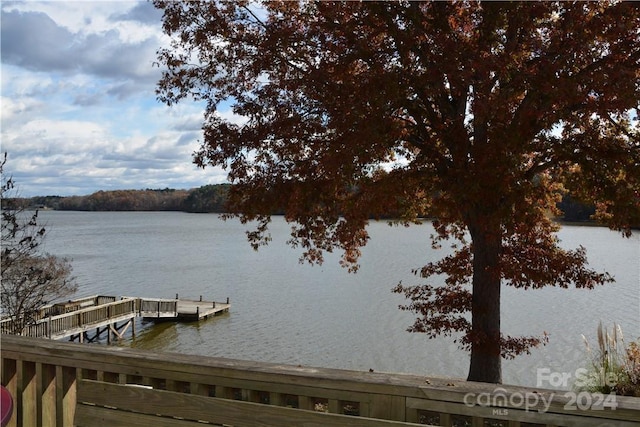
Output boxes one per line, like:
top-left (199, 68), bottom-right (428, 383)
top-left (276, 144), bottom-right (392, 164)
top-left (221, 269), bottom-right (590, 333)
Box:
top-left (176, 293), bottom-right (179, 299)
top-left (226, 297), bottom-right (229, 304)
top-left (199, 295), bottom-right (202, 302)
top-left (213, 302), bottom-right (216, 308)
top-left (196, 306), bottom-right (200, 319)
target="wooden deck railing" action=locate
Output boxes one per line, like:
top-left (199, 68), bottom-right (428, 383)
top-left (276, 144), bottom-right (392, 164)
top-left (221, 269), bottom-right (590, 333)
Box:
top-left (1, 335), bottom-right (638, 427)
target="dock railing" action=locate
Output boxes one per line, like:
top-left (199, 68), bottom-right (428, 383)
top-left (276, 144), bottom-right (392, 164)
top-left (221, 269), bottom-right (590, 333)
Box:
top-left (135, 297), bottom-right (179, 318)
top-left (1, 335), bottom-right (638, 427)
top-left (34, 295), bottom-right (117, 320)
top-left (0, 295), bottom-right (118, 333)
top-left (0, 298), bottom-right (137, 339)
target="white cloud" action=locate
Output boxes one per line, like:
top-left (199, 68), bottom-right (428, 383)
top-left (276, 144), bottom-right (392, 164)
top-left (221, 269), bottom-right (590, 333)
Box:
top-left (1, 3), bottom-right (162, 86)
top-left (0, 1), bottom-right (227, 197)
top-left (217, 108), bottom-right (249, 127)
top-left (0, 96), bottom-right (46, 125)
top-left (3, 1), bottom-right (158, 39)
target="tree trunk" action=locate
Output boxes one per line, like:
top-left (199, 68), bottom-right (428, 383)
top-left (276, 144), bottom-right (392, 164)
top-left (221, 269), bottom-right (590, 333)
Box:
top-left (467, 220), bottom-right (502, 383)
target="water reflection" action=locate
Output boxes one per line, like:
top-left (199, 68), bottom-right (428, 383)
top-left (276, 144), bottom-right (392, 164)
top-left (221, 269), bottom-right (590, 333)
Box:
top-left (128, 321), bottom-right (179, 350)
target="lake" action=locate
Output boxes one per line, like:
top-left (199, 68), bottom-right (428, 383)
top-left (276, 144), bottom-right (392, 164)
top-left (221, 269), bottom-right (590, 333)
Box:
top-left (38, 210), bottom-right (639, 389)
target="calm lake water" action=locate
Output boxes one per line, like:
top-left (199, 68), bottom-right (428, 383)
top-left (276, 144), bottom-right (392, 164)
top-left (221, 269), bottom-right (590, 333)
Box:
top-left (38, 211), bottom-right (639, 388)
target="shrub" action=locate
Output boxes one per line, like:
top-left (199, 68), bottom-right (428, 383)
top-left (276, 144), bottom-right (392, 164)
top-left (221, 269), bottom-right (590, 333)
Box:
top-left (579, 322), bottom-right (640, 397)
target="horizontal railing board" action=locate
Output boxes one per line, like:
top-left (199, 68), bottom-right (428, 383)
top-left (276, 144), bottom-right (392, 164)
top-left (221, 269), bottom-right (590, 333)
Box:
top-left (77, 380), bottom-right (426, 427)
top-left (415, 384), bottom-right (640, 423)
top-left (407, 396), bottom-right (639, 427)
top-left (0, 336), bottom-right (459, 399)
top-left (75, 405), bottom-right (206, 427)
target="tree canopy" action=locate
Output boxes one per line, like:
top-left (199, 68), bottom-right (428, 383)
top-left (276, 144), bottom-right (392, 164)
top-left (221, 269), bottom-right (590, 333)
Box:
top-left (154, 0), bottom-right (640, 383)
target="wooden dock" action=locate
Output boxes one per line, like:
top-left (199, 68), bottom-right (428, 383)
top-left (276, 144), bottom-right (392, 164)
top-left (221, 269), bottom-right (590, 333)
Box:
top-left (0, 295), bottom-right (230, 343)
top-left (136, 295), bottom-right (231, 321)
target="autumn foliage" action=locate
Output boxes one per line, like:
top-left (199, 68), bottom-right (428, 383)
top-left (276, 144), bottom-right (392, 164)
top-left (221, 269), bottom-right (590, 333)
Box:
top-left (154, 1), bottom-right (640, 383)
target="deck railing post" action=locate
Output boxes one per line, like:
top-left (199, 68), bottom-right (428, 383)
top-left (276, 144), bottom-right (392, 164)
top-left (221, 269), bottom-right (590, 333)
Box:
top-left (47, 315), bottom-right (52, 339)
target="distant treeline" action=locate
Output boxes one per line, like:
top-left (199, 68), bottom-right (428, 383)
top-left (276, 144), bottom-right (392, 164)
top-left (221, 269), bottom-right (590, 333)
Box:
top-left (8, 185), bottom-right (596, 222)
top-left (10, 185), bottom-right (231, 213)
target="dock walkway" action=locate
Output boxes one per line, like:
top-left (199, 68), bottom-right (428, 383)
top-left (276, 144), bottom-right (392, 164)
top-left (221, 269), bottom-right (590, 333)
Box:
top-left (0, 295), bottom-right (230, 342)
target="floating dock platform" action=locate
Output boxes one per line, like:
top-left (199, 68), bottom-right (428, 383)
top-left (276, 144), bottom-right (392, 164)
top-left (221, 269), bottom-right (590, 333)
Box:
top-left (137, 295), bottom-right (231, 321)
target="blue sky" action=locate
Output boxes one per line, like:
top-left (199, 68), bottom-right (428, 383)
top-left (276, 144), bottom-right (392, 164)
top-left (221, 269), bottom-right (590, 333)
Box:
top-left (1, 1), bottom-right (229, 197)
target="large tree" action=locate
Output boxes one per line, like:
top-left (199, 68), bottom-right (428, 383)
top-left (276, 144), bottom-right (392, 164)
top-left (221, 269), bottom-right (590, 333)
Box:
top-left (154, 1), bottom-right (640, 383)
top-left (1, 154), bottom-right (77, 334)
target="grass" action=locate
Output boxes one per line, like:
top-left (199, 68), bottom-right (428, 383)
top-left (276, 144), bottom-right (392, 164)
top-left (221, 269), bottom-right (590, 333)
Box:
top-left (578, 322), bottom-right (640, 397)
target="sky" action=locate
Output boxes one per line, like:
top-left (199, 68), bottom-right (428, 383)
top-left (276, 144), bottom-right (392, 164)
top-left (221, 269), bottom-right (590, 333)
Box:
top-left (1, 1), bottom-right (229, 197)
